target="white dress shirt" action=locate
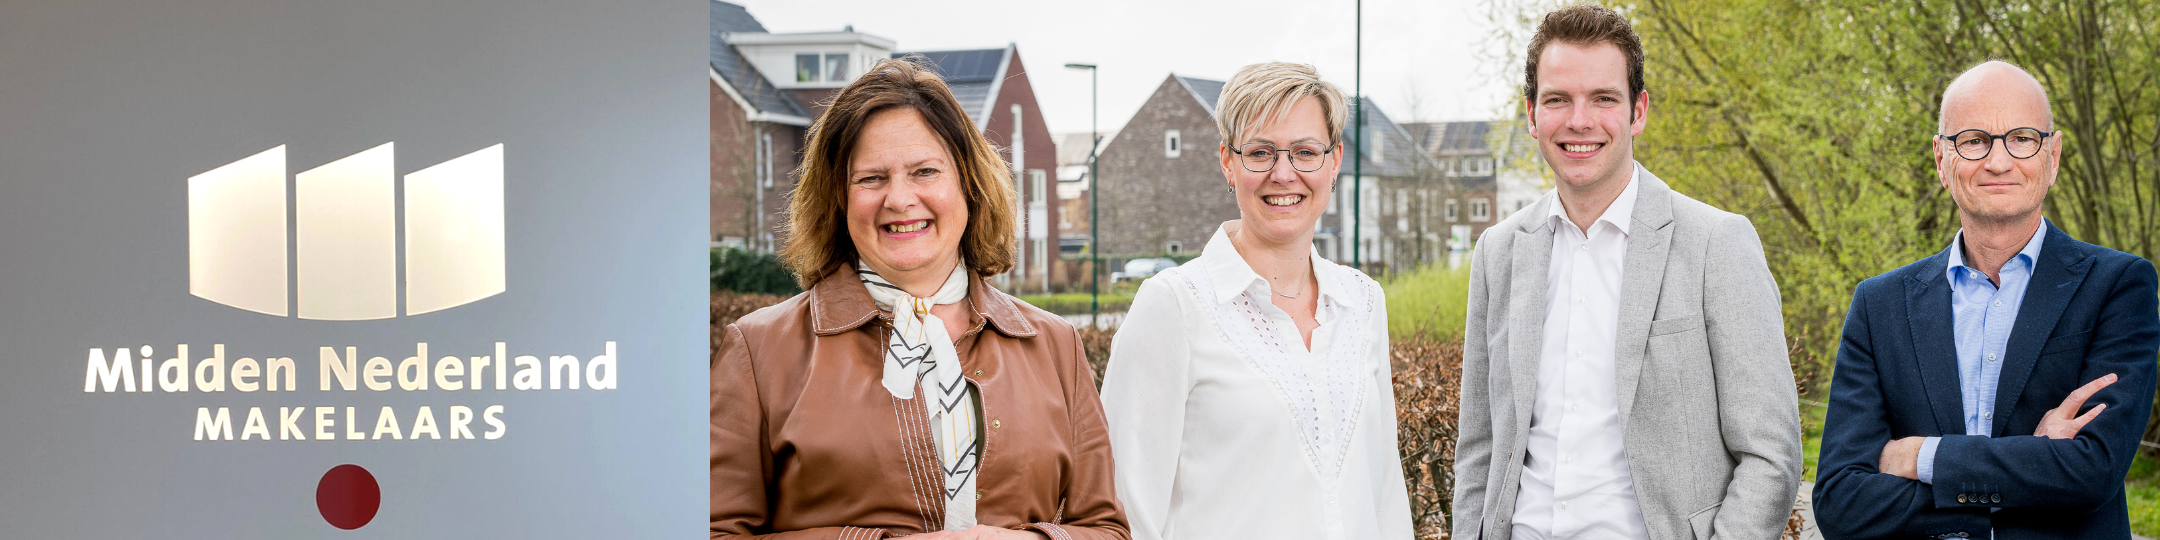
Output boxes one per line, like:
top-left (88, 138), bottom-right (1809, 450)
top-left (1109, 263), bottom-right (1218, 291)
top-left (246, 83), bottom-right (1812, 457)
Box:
top-left (1101, 223), bottom-right (1413, 540)
top-left (1513, 171), bottom-right (1649, 540)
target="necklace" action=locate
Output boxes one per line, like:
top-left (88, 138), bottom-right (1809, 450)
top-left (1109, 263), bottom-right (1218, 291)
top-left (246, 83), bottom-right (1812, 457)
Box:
top-left (1229, 227), bottom-right (1313, 299)
top-left (1273, 272), bottom-right (1309, 299)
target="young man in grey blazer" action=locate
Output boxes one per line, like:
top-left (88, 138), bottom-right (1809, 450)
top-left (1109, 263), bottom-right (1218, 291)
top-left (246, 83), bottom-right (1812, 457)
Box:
top-left (1452, 5), bottom-right (1803, 540)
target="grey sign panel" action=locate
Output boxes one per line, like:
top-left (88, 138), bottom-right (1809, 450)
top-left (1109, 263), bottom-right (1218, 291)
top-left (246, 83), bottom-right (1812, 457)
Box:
top-left (0, 0), bottom-right (704, 537)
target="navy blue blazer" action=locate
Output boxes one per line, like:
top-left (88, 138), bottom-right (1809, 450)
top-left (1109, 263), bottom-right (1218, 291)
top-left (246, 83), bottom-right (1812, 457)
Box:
top-left (1813, 222), bottom-right (2158, 539)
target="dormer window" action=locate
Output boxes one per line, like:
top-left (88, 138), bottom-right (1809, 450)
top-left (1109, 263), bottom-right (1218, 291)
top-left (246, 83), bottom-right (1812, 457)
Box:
top-left (795, 52), bottom-right (851, 83)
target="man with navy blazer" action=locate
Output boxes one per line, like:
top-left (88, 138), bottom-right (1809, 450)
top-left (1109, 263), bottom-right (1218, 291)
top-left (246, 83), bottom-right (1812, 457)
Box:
top-left (1813, 60), bottom-right (2160, 538)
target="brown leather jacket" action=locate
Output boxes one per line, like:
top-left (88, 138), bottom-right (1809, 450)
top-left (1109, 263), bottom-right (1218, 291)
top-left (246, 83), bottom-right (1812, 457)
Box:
top-left (712, 268), bottom-right (1129, 540)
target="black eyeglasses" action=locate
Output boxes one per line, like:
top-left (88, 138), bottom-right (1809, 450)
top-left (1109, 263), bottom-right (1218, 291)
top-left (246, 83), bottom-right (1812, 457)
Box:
top-left (1230, 142), bottom-right (1334, 173)
top-left (1938, 127), bottom-right (2053, 161)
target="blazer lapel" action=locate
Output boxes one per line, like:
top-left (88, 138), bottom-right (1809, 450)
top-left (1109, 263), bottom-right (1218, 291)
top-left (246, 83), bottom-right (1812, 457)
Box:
top-left (1612, 166), bottom-right (1673, 430)
top-left (1508, 196), bottom-right (1557, 437)
top-left (1991, 222), bottom-right (2091, 435)
top-left (1905, 248), bottom-right (1966, 435)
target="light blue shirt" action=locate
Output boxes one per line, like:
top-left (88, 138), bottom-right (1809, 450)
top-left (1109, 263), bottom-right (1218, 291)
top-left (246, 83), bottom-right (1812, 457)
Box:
top-left (1915, 223), bottom-right (2047, 486)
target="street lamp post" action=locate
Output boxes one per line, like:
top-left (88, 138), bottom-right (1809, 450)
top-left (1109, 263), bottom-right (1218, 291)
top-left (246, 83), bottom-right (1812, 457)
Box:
top-left (1064, 62), bottom-right (1099, 328)
top-left (1352, 0), bottom-right (1363, 269)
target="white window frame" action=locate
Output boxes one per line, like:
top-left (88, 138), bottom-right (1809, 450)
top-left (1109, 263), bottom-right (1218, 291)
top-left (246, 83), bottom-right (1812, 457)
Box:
top-left (1445, 198), bottom-right (1459, 222)
top-left (795, 52), bottom-right (851, 83)
top-left (1164, 129), bottom-right (1181, 158)
top-left (1471, 198), bottom-right (1491, 222)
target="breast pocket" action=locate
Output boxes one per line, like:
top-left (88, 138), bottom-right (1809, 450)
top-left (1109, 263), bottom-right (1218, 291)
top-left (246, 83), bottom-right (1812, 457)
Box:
top-left (2039, 330), bottom-right (2092, 357)
top-left (1649, 313), bottom-right (1705, 337)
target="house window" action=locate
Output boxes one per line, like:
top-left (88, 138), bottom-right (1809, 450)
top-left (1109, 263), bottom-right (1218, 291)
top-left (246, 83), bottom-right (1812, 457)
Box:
top-left (1395, 189), bottom-right (1409, 215)
top-left (1445, 199), bottom-right (1459, 222)
top-left (1164, 129), bottom-right (1181, 158)
top-left (795, 53), bottom-right (850, 82)
top-left (1471, 198), bottom-right (1491, 222)
top-left (795, 54), bottom-right (820, 82)
top-left (1444, 159), bottom-right (1459, 177)
top-left (1366, 128), bottom-right (1384, 161)
top-left (1470, 158), bottom-right (1494, 176)
top-left (824, 53), bottom-right (849, 82)
top-left (1165, 240), bottom-right (1183, 255)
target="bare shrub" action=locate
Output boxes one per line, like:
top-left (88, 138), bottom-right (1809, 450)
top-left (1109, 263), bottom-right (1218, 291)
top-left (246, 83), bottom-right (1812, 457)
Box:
top-left (1392, 334), bottom-right (1462, 540)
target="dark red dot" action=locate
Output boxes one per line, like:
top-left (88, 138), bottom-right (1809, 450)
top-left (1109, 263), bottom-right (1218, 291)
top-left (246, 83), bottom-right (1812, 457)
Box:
top-left (316, 464), bottom-right (381, 530)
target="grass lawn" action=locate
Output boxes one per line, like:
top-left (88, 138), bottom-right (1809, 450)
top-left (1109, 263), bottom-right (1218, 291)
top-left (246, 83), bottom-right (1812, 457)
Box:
top-left (2131, 452), bottom-right (2160, 536)
top-left (1014, 281), bottom-right (1142, 316)
top-left (1381, 264), bottom-right (1473, 339)
top-left (1800, 398), bottom-right (1828, 482)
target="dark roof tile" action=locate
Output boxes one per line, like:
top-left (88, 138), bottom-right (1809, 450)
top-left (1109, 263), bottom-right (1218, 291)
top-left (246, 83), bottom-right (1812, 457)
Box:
top-left (709, 1), bottom-right (808, 119)
top-left (898, 48), bottom-right (1008, 126)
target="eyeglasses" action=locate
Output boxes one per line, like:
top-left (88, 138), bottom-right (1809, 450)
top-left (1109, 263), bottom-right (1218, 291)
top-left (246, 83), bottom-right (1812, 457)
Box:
top-left (1938, 127), bottom-right (2053, 161)
top-left (1230, 142), bottom-right (1334, 173)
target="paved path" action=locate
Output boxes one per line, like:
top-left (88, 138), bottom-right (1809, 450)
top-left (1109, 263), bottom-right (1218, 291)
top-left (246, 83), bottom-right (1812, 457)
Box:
top-left (1794, 482), bottom-right (1822, 540)
top-left (1061, 311), bottom-right (1124, 329)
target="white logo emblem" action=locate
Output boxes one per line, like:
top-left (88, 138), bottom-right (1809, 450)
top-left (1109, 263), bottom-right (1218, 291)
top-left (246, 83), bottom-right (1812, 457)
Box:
top-left (187, 143), bottom-right (505, 320)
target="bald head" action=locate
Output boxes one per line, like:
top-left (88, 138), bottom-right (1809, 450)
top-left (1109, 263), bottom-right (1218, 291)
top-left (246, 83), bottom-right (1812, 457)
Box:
top-left (1939, 60), bottom-right (2052, 134)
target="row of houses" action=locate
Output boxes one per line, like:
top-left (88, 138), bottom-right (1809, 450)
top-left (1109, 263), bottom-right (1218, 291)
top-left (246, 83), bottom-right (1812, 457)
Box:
top-left (710, 0), bottom-right (1548, 291)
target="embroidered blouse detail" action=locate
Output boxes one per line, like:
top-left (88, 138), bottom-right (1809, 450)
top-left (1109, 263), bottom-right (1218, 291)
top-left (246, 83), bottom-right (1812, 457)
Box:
top-left (1168, 255), bottom-right (1376, 478)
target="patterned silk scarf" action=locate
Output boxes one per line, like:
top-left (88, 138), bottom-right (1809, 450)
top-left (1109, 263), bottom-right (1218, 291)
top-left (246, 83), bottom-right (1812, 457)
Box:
top-left (859, 261), bottom-right (979, 530)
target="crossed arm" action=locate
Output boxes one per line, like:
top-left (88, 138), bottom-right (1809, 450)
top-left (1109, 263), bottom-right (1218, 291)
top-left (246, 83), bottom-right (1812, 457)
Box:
top-left (1813, 260), bottom-right (2159, 538)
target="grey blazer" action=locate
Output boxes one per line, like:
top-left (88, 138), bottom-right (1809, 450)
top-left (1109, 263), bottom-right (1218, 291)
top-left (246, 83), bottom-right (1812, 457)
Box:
top-left (1451, 165), bottom-right (1802, 540)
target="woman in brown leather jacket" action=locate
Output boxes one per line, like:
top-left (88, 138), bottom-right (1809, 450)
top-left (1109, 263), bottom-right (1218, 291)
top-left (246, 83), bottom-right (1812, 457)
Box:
top-left (710, 57), bottom-right (1128, 540)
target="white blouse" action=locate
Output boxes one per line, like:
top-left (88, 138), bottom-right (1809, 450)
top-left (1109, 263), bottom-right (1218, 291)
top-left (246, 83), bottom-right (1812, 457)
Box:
top-left (1101, 224), bottom-right (1413, 540)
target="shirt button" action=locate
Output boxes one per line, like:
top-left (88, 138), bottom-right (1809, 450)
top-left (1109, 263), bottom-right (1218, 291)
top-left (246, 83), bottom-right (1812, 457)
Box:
top-left (1564, 456), bottom-right (1572, 464)
top-left (1986, 353), bottom-right (1996, 362)
top-left (991, 419), bottom-right (1001, 429)
top-left (1571, 351), bottom-right (1581, 358)
top-left (1579, 245), bottom-right (1588, 251)
top-left (1575, 296), bottom-right (1585, 304)
top-left (1982, 412), bottom-right (1992, 420)
top-left (1994, 300), bottom-right (2003, 307)
top-left (1560, 501), bottom-right (1570, 509)
top-left (972, 370), bottom-right (983, 376)
top-left (1569, 404), bottom-right (1579, 412)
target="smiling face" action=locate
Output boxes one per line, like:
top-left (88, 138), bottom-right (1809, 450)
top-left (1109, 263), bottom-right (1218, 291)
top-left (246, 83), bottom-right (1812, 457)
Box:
top-left (1219, 96), bottom-right (1338, 247)
top-left (1936, 62), bottom-right (2058, 226)
top-left (845, 107), bottom-right (969, 285)
top-left (1528, 40), bottom-right (1647, 194)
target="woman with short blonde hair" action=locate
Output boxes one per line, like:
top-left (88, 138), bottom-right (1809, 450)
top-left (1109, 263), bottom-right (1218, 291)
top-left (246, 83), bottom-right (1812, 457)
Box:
top-left (713, 57), bottom-right (1127, 540)
top-left (1100, 61), bottom-right (1413, 540)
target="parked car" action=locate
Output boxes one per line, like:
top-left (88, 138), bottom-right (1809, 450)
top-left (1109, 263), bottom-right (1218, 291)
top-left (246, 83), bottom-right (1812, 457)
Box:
top-left (1111, 257), bottom-right (1178, 283)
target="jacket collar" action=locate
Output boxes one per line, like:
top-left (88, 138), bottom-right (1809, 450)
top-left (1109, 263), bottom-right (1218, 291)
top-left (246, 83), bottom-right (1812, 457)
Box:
top-left (1516, 161), bottom-right (1673, 236)
top-left (1902, 219), bottom-right (2092, 434)
top-left (808, 264), bottom-right (1039, 338)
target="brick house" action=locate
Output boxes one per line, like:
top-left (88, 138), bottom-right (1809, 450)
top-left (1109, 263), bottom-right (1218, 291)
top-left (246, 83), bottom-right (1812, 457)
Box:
top-left (1094, 73), bottom-right (1428, 272)
top-left (1330, 97), bottom-right (1426, 270)
top-left (1093, 75), bottom-right (1231, 263)
top-left (709, 0), bottom-right (811, 251)
top-left (1401, 120), bottom-right (1548, 257)
top-left (1054, 132), bottom-right (1100, 256)
top-left (708, 3), bottom-right (1063, 292)
top-left (904, 47), bottom-right (1062, 294)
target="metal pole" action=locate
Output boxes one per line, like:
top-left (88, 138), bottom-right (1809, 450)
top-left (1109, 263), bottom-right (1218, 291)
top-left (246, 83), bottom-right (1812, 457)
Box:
top-left (1089, 69), bottom-right (1098, 327)
top-left (1066, 63), bottom-right (1099, 327)
top-left (1352, 0), bottom-right (1363, 268)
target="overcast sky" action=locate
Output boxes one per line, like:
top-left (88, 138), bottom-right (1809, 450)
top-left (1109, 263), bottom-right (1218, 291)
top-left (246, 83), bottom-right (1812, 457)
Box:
top-left (731, 0), bottom-right (1522, 138)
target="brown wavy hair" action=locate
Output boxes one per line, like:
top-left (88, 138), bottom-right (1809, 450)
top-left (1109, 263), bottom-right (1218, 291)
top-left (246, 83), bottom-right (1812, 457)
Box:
top-left (781, 56), bottom-right (1017, 288)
